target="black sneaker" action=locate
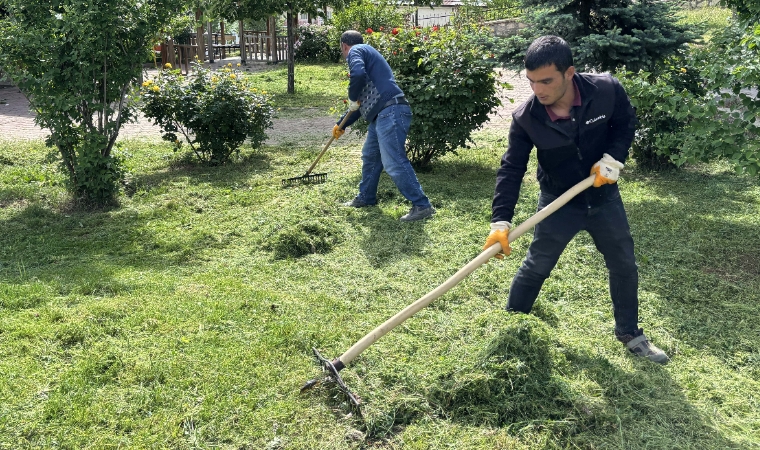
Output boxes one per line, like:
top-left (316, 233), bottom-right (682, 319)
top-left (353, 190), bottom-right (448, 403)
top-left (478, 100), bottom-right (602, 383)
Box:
top-left (342, 197), bottom-right (373, 208)
top-left (399, 205), bottom-right (436, 222)
top-left (616, 328), bottom-right (670, 365)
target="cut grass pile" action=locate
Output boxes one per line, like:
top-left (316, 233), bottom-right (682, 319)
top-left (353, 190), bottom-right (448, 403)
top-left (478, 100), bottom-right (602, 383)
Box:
top-left (1, 130), bottom-right (759, 448)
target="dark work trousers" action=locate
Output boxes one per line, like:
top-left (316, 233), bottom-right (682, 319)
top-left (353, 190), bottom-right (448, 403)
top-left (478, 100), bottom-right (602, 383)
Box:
top-left (506, 191), bottom-right (639, 334)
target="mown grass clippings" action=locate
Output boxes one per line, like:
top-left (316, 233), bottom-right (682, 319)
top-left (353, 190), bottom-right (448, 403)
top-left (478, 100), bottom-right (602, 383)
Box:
top-left (263, 219), bottom-right (345, 259)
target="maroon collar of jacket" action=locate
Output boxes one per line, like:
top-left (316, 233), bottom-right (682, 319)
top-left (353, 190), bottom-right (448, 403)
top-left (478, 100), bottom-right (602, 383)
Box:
top-left (545, 78), bottom-right (582, 121)
top-left (530, 73), bottom-right (599, 122)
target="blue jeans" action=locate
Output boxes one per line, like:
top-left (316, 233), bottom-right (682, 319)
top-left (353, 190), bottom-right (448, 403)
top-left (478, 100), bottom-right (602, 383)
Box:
top-left (506, 192), bottom-right (639, 334)
top-left (355, 104), bottom-right (431, 208)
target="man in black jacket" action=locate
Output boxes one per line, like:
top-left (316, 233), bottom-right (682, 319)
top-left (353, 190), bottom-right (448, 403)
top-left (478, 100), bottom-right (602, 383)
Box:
top-left (483, 35), bottom-right (669, 364)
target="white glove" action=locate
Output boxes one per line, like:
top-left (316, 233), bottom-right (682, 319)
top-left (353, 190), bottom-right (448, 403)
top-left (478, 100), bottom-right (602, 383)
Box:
top-left (591, 153), bottom-right (625, 187)
top-left (490, 221), bottom-right (512, 232)
top-left (348, 100), bottom-right (361, 111)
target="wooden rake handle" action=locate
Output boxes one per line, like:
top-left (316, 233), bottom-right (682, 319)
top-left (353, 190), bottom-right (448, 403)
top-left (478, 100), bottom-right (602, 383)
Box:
top-left (335, 174), bottom-right (596, 368)
top-left (304, 111), bottom-right (355, 176)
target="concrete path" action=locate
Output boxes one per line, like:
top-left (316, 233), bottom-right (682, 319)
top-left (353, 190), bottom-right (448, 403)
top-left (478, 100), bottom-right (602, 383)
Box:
top-left (0, 57), bottom-right (532, 144)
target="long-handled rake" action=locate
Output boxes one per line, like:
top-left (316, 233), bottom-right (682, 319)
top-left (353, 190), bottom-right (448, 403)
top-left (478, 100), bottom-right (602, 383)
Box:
top-left (281, 111), bottom-right (355, 187)
top-left (301, 175), bottom-right (597, 405)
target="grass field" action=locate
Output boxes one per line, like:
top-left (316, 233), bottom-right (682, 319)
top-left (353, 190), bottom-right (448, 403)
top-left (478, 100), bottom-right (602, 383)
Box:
top-left (2, 12), bottom-right (759, 446)
top-left (1, 127), bottom-right (759, 448)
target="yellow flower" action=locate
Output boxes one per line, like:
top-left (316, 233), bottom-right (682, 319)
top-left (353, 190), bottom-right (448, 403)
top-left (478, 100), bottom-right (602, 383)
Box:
top-left (229, 74), bottom-right (236, 79)
top-left (151, 85), bottom-right (160, 92)
top-left (252, 88), bottom-right (258, 92)
top-left (227, 63), bottom-right (232, 67)
top-left (142, 80), bottom-right (153, 87)
top-left (262, 90), bottom-right (267, 94)
top-left (164, 63), bottom-right (172, 69)
top-left (212, 77), bottom-right (219, 83)
top-left (237, 63), bottom-right (241, 67)
top-left (680, 67), bottom-right (687, 73)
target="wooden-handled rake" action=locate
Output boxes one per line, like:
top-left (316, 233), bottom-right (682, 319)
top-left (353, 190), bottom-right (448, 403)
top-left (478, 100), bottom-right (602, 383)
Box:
top-left (281, 111), bottom-right (355, 187)
top-left (301, 175), bottom-right (597, 406)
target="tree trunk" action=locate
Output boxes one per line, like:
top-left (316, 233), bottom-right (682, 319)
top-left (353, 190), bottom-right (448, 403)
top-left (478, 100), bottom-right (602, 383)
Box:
top-left (207, 20), bottom-right (214, 63)
top-left (239, 20), bottom-right (246, 63)
top-left (195, 8), bottom-right (204, 63)
top-left (269, 16), bottom-right (278, 63)
top-left (287, 8), bottom-right (295, 94)
top-left (220, 21), bottom-right (226, 59)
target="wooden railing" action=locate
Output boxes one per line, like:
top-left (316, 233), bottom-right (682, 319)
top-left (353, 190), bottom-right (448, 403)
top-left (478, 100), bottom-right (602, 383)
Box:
top-left (160, 31), bottom-right (288, 73)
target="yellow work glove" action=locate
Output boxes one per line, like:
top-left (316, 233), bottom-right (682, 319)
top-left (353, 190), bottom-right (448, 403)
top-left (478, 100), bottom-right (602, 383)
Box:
top-left (591, 153), bottom-right (625, 188)
top-left (483, 220), bottom-right (512, 259)
top-left (332, 125), bottom-right (345, 140)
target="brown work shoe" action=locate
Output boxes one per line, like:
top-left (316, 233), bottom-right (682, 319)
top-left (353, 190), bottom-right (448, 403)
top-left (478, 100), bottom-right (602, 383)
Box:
top-left (616, 328), bottom-right (670, 365)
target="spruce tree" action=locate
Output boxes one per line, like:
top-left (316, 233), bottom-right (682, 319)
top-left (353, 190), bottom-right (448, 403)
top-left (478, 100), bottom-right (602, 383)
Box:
top-left (499, 0), bottom-right (699, 72)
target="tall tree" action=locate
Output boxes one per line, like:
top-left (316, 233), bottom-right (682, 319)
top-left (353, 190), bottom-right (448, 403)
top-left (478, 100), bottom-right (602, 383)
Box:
top-left (0, 0), bottom-right (184, 203)
top-left (498, 0), bottom-right (699, 72)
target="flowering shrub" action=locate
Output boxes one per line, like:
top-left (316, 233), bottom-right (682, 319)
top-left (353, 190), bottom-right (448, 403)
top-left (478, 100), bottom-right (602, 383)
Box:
top-left (295, 25), bottom-right (341, 63)
top-left (357, 25), bottom-right (502, 167)
top-left (139, 62), bottom-right (274, 165)
top-left (327, 1), bottom-right (408, 55)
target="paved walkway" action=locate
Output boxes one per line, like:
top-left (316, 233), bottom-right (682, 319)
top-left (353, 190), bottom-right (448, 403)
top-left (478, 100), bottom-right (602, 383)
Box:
top-left (0, 58), bottom-right (531, 144)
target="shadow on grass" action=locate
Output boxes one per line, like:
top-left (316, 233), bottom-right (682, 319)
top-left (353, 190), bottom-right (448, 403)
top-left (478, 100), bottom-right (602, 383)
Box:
top-left (124, 147), bottom-right (276, 196)
top-left (358, 315), bottom-right (740, 448)
top-left (621, 171), bottom-right (760, 371)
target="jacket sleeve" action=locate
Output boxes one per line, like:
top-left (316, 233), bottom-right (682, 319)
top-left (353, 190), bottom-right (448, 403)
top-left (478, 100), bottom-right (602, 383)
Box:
top-left (606, 76), bottom-right (637, 164)
top-left (492, 117), bottom-right (533, 223)
top-left (336, 109), bottom-right (361, 129)
top-left (347, 48), bottom-right (367, 102)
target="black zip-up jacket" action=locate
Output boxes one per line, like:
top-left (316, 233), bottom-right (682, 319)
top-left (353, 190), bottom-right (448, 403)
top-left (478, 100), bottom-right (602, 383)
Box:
top-left (492, 72), bottom-right (636, 223)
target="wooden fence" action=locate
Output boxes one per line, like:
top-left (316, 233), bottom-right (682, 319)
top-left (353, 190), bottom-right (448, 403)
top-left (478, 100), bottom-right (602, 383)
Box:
top-left (160, 31), bottom-right (288, 74)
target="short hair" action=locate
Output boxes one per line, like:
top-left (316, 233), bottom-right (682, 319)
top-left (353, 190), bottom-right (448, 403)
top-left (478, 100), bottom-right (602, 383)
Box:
top-left (524, 35), bottom-right (574, 74)
top-left (340, 30), bottom-right (364, 46)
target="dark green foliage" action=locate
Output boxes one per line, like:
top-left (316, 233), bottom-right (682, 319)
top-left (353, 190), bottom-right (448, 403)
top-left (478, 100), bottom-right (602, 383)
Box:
top-left (720, 0), bottom-right (760, 22)
top-left (618, 20), bottom-right (760, 176)
top-left (497, 0), bottom-right (700, 72)
top-left (263, 219), bottom-right (343, 259)
top-left (295, 25), bottom-right (342, 63)
top-left (618, 50), bottom-right (707, 170)
top-left (354, 25), bottom-right (502, 167)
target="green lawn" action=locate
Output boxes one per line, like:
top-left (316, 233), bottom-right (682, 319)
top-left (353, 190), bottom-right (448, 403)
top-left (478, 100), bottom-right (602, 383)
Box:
top-left (1, 125), bottom-right (759, 448)
top-left (244, 63), bottom-right (348, 115)
top-left (678, 6), bottom-right (734, 39)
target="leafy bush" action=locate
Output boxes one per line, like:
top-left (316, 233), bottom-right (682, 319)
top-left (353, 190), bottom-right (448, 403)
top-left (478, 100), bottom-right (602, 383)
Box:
top-left (618, 21), bottom-right (760, 176)
top-left (617, 52), bottom-right (707, 169)
top-left (140, 62), bottom-right (274, 165)
top-left (353, 25), bottom-right (502, 168)
top-left (295, 25), bottom-right (341, 63)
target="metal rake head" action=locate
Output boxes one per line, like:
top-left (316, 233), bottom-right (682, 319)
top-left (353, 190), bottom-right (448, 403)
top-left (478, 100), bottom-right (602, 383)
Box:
top-left (281, 172), bottom-right (327, 188)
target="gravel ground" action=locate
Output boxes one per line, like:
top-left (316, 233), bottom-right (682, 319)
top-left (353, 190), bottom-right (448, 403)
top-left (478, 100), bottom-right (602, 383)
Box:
top-left (0, 57), bottom-right (533, 145)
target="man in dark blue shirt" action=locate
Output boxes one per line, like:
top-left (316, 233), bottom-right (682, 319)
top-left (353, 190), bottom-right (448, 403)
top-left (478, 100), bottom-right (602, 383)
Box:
top-left (333, 30), bottom-right (435, 222)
